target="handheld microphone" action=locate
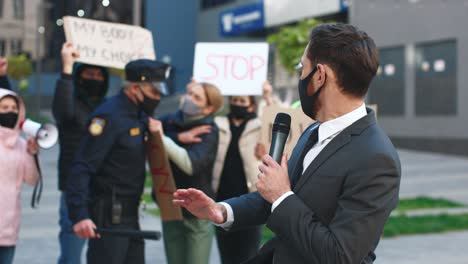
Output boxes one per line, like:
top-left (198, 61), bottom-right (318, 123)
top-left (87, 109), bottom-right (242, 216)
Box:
top-left (269, 113), bottom-right (291, 163)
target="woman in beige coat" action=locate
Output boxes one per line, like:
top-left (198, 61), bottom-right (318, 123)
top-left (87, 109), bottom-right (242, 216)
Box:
top-left (211, 94), bottom-right (264, 264)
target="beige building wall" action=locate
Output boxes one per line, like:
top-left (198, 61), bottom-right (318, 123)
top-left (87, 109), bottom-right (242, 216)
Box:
top-left (0, 0), bottom-right (43, 58)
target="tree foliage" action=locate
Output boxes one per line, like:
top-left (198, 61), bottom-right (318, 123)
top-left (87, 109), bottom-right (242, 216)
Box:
top-left (267, 19), bottom-right (325, 73)
top-left (6, 54), bottom-right (33, 80)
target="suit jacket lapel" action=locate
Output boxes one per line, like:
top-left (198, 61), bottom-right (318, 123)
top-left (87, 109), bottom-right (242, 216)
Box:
top-left (293, 108), bottom-right (376, 192)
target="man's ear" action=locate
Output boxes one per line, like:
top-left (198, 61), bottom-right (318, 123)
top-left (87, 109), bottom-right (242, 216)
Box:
top-left (316, 64), bottom-right (327, 87)
top-left (308, 64), bottom-right (326, 95)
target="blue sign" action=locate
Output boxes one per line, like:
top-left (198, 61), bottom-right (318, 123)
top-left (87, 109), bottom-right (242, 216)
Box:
top-left (340, 0), bottom-right (350, 11)
top-left (219, 2), bottom-right (265, 36)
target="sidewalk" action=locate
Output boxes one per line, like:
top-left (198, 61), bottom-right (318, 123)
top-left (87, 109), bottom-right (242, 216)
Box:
top-left (14, 146), bottom-right (468, 263)
top-left (15, 145), bottom-right (220, 263)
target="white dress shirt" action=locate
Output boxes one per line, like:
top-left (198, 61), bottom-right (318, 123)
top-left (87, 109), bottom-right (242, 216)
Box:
top-left (218, 104), bottom-right (368, 229)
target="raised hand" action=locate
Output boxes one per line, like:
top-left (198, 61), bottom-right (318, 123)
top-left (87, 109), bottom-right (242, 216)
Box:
top-left (173, 188), bottom-right (226, 224)
top-left (61, 42), bottom-right (80, 74)
top-left (262, 80), bottom-right (273, 106)
top-left (0, 57), bottom-right (8, 76)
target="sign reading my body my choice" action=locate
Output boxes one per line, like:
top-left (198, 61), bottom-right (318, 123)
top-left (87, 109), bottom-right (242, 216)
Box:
top-left (193, 43), bottom-right (269, 95)
top-left (63, 16), bottom-right (156, 69)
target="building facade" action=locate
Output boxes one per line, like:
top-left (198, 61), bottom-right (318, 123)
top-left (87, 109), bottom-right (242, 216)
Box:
top-left (0, 0), bottom-right (43, 59)
top-left (351, 0), bottom-right (468, 155)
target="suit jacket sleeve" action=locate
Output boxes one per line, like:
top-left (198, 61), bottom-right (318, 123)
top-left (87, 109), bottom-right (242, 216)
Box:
top-left (225, 191), bottom-right (271, 229)
top-left (267, 153), bottom-right (400, 263)
top-left (52, 74), bottom-right (75, 124)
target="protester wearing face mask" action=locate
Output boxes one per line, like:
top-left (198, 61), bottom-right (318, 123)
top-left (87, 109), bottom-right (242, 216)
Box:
top-left (150, 81), bottom-right (223, 264)
top-left (174, 24), bottom-right (401, 264)
top-left (211, 95), bottom-right (263, 264)
top-left (66, 59), bottom-right (170, 264)
top-left (0, 88), bottom-right (40, 264)
top-left (52, 42), bottom-right (109, 264)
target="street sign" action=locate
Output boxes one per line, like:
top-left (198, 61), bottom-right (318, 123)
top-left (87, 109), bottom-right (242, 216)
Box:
top-left (219, 2), bottom-right (265, 36)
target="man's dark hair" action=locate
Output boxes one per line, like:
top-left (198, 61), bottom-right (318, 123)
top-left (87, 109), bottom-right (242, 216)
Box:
top-left (307, 24), bottom-right (379, 98)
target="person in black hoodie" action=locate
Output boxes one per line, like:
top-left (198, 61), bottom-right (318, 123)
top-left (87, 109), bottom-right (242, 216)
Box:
top-left (52, 42), bottom-right (109, 264)
top-left (0, 57), bottom-right (11, 90)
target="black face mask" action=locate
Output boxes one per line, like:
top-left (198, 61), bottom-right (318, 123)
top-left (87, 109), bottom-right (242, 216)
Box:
top-left (139, 91), bottom-right (160, 116)
top-left (298, 67), bottom-right (322, 119)
top-left (0, 112), bottom-right (18, 128)
top-left (79, 79), bottom-right (106, 98)
top-left (230, 104), bottom-right (250, 119)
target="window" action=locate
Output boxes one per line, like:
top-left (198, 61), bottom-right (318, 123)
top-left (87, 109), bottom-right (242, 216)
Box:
top-left (0, 39), bottom-right (6, 56)
top-left (201, 0), bottom-right (235, 10)
top-left (415, 40), bottom-right (457, 116)
top-left (368, 46), bottom-right (405, 116)
top-left (0, 0), bottom-right (4, 18)
top-left (10, 39), bottom-right (22, 55)
top-left (13, 0), bottom-right (24, 20)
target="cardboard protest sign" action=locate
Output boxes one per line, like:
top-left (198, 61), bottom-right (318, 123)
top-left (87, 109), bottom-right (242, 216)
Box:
top-left (63, 16), bottom-right (155, 69)
top-left (193, 42), bottom-right (269, 95)
top-left (260, 105), bottom-right (314, 156)
top-left (146, 132), bottom-right (182, 221)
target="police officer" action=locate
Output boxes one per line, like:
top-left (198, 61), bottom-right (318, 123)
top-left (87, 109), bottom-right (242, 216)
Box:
top-left (66, 59), bottom-right (171, 264)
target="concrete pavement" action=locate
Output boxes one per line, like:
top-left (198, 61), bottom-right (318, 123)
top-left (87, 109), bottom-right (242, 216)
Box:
top-left (13, 146), bottom-right (468, 263)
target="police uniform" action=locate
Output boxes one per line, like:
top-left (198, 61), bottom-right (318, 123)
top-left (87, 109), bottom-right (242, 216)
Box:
top-left (66, 59), bottom-right (170, 264)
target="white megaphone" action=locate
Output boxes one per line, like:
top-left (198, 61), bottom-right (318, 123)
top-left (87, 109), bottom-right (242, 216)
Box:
top-left (20, 119), bottom-right (58, 149)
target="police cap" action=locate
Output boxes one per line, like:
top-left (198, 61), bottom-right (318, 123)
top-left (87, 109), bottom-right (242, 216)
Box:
top-left (125, 59), bottom-right (171, 95)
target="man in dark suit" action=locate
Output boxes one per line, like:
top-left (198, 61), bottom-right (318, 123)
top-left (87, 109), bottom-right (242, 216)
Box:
top-left (174, 24), bottom-right (401, 264)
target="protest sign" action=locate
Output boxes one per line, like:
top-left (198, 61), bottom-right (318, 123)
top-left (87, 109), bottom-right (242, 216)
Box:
top-left (193, 42), bottom-right (269, 95)
top-left (63, 16), bottom-right (155, 69)
top-left (260, 105), bottom-right (314, 156)
top-left (146, 132), bottom-right (182, 221)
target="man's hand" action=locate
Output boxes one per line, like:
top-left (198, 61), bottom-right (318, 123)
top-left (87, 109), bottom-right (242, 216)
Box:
top-left (178, 125), bottom-right (211, 144)
top-left (148, 118), bottom-right (163, 136)
top-left (173, 188), bottom-right (226, 224)
top-left (61, 42), bottom-right (79, 75)
top-left (0, 57), bottom-right (8, 76)
top-left (255, 143), bottom-right (267, 160)
top-left (73, 219), bottom-right (100, 239)
top-left (256, 154), bottom-right (291, 204)
top-left (27, 138), bottom-right (39, 155)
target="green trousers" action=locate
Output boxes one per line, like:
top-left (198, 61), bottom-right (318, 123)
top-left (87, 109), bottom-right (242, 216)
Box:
top-left (162, 218), bottom-right (214, 264)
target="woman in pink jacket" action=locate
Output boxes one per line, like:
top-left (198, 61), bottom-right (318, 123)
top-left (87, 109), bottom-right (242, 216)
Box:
top-left (0, 88), bottom-right (39, 264)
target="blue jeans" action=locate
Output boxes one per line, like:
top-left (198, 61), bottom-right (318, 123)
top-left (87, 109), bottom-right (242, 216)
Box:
top-left (58, 192), bottom-right (86, 264)
top-left (0, 246), bottom-right (15, 264)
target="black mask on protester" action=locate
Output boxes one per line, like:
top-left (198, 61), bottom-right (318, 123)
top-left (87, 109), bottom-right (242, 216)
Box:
top-left (79, 79), bottom-right (106, 98)
top-left (139, 90), bottom-right (160, 116)
top-left (298, 67), bottom-right (322, 118)
top-left (0, 112), bottom-right (18, 128)
top-left (230, 104), bottom-right (250, 119)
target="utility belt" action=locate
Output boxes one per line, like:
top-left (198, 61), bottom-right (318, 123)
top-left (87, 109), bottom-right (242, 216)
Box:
top-left (90, 192), bottom-right (140, 227)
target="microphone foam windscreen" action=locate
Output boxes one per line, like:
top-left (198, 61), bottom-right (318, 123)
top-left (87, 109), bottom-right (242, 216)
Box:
top-left (273, 113), bottom-right (291, 133)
